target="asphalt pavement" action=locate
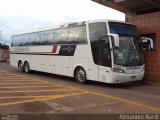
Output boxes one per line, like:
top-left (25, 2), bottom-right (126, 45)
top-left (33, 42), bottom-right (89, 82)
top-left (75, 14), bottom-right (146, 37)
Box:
top-left (0, 62), bottom-right (159, 120)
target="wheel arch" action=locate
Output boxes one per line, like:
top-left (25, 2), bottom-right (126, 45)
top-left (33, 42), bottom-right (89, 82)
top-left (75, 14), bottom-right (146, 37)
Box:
top-left (24, 60), bottom-right (29, 65)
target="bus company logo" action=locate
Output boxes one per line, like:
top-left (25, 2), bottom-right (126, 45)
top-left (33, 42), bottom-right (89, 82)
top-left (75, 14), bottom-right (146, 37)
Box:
top-left (62, 46), bottom-right (74, 53)
top-left (126, 66), bottom-right (140, 70)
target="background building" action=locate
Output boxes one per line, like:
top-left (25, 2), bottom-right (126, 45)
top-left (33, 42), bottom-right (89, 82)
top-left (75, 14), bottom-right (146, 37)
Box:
top-left (0, 44), bottom-right (9, 61)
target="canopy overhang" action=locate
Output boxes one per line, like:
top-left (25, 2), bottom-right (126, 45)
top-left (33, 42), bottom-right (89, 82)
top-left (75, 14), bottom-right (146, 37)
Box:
top-left (92, 0), bottom-right (160, 15)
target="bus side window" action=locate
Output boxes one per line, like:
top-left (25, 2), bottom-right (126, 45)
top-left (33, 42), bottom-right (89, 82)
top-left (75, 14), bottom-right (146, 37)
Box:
top-left (69, 26), bottom-right (87, 44)
top-left (89, 22), bottom-right (111, 67)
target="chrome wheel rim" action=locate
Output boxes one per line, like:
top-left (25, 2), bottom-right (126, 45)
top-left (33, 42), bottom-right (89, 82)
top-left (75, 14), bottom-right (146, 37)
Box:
top-left (77, 70), bottom-right (85, 82)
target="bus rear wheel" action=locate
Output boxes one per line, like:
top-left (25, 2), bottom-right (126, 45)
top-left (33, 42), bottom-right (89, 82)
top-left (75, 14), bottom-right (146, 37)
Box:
top-left (75, 67), bottom-right (87, 84)
top-left (24, 62), bottom-right (30, 74)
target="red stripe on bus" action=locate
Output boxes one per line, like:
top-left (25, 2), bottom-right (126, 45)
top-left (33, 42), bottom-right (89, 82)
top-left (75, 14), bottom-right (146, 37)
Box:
top-left (52, 45), bottom-right (58, 53)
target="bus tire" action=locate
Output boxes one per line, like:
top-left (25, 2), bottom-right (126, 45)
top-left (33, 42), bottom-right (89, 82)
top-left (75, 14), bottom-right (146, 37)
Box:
top-left (18, 61), bottom-right (24, 72)
top-left (24, 61), bottom-right (30, 74)
top-left (75, 67), bottom-right (87, 84)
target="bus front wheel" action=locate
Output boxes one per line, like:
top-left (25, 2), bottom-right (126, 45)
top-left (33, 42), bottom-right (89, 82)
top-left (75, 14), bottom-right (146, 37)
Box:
top-left (75, 67), bottom-right (87, 84)
top-left (24, 62), bottom-right (30, 74)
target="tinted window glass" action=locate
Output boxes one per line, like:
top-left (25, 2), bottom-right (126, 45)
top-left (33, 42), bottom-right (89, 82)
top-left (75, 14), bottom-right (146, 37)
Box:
top-left (11, 36), bottom-right (18, 46)
top-left (54, 28), bottom-right (69, 44)
top-left (31, 32), bottom-right (41, 45)
top-left (12, 25), bottom-right (87, 46)
top-left (109, 22), bottom-right (138, 36)
top-left (99, 39), bottom-right (111, 67)
top-left (39, 30), bottom-right (53, 45)
top-left (89, 22), bottom-right (111, 67)
top-left (89, 22), bottom-right (107, 41)
top-left (69, 26), bottom-right (87, 44)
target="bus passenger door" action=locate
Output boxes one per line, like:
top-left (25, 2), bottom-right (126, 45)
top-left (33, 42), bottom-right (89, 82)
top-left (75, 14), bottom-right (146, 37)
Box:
top-left (98, 39), bottom-right (112, 82)
top-left (89, 22), bottom-right (111, 82)
top-left (45, 56), bottom-right (56, 73)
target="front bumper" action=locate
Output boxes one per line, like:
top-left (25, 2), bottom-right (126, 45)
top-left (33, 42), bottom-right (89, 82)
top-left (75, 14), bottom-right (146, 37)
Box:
top-left (108, 71), bottom-right (144, 83)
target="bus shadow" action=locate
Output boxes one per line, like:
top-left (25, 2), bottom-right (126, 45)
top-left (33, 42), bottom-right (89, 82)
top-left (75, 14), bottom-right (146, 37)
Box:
top-left (30, 70), bottom-right (76, 82)
top-left (87, 80), bottom-right (147, 89)
top-left (28, 70), bottom-right (146, 89)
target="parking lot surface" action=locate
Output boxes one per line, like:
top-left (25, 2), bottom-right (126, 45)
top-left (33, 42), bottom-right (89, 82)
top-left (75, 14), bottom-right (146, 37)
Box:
top-left (0, 62), bottom-right (159, 119)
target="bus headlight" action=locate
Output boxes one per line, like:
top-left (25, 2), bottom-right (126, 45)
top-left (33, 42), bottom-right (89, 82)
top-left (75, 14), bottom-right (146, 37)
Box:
top-left (112, 68), bottom-right (125, 73)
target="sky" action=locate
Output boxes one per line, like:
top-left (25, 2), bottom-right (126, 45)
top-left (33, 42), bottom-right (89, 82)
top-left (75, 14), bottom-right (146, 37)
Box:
top-left (0, 0), bottom-right (125, 45)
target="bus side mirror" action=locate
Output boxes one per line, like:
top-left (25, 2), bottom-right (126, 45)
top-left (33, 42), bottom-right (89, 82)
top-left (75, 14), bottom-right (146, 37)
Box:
top-left (140, 37), bottom-right (153, 51)
top-left (107, 33), bottom-right (119, 48)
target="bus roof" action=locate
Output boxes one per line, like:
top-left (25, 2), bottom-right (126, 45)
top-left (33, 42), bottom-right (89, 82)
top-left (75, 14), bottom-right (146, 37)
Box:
top-left (12, 19), bottom-right (134, 37)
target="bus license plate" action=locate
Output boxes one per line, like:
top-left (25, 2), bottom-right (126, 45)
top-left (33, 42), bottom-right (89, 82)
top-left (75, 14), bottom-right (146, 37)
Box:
top-left (131, 76), bottom-right (136, 79)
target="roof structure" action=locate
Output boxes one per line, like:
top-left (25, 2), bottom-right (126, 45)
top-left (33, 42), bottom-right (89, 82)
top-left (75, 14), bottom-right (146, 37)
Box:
top-left (92, 0), bottom-right (160, 15)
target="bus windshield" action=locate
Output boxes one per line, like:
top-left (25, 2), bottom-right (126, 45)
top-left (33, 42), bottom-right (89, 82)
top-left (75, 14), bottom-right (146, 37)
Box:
top-left (109, 22), bottom-right (144, 66)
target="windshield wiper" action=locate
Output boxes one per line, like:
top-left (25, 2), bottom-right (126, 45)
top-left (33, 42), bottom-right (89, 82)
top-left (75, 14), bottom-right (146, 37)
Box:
top-left (125, 42), bottom-right (141, 66)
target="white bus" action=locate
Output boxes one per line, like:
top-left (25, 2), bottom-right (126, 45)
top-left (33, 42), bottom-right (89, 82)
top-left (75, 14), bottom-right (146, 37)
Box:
top-left (10, 19), bottom-right (153, 84)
